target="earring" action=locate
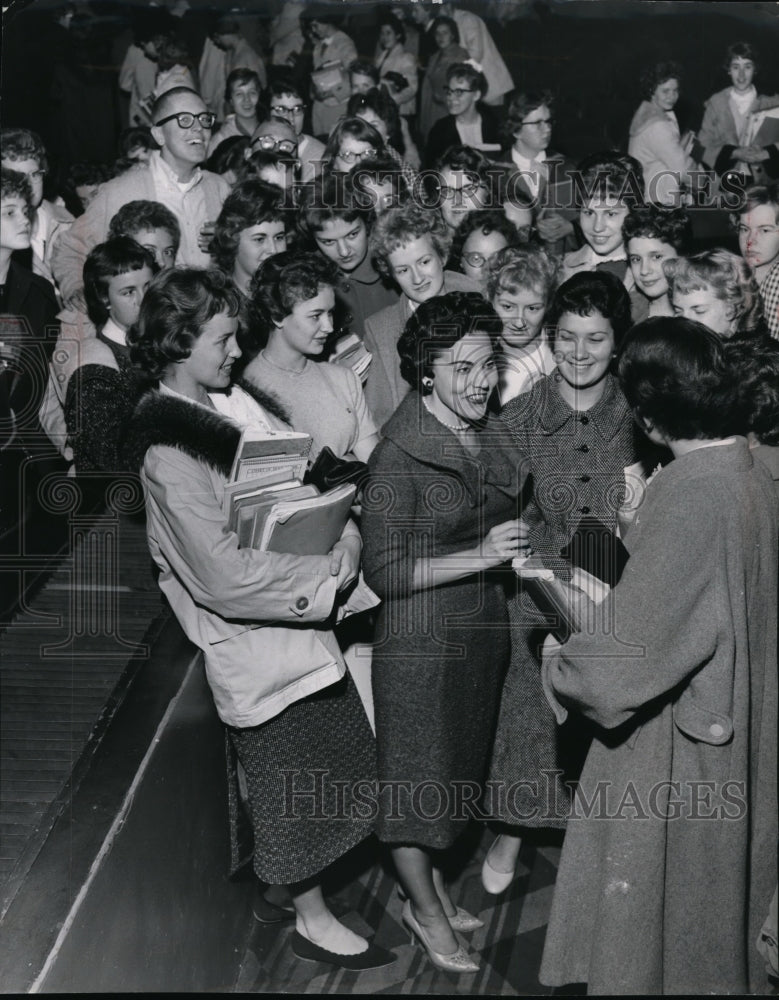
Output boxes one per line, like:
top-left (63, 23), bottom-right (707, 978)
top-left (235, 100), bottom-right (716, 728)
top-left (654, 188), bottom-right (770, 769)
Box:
top-left (421, 376), bottom-right (433, 391)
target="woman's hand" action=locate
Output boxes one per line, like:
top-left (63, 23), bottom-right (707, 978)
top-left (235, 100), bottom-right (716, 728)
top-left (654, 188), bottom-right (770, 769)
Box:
top-left (329, 536), bottom-right (361, 590)
top-left (480, 518), bottom-right (530, 565)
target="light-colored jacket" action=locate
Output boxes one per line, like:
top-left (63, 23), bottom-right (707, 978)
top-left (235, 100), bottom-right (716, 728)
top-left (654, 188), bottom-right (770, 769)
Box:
top-left (50, 153), bottom-right (230, 304)
top-left (376, 44), bottom-right (418, 117)
top-left (628, 100), bottom-right (691, 205)
top-left (451, 8), bottom-right (513, 103)
top-left (131, 390), bottom-right (359, 729)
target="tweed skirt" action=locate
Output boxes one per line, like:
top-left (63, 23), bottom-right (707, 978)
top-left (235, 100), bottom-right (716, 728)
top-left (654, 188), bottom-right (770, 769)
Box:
top-left (227, 672), bottom-right (377, 885)
top-left (487, 595), bottom-right (591, 829)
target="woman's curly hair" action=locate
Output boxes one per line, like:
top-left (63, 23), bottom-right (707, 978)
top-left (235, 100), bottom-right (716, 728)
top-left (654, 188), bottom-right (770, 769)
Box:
top-left (398, 291), bottom-right (502, 391)
top-left (369, 201), bottom-right (451, 280)
top-left (663, 249), bottom-right (765, 338)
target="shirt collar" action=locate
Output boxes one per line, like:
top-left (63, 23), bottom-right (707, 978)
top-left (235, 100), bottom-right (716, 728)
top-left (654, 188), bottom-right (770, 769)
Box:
top-left (150, 149), bottom-right (202, 192)
top-left (344, 254), bottom-right (383, 286)
top-left (101, 317), bottom-right (127, 347)
top-left (537, 371), bottom-right (630, 439)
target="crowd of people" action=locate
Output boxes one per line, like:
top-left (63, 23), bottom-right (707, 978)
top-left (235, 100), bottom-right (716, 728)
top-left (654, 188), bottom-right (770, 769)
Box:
top-left (1, 3), bottom-right (778, 994)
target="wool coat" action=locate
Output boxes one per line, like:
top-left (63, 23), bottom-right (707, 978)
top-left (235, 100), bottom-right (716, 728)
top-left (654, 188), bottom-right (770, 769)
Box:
top-left (628, 101), bottom-right (693, 206)
top-left (362, 270), bottom-right (480, 431)
top-left (539, 439), bottom-right (778, 994)
top-left (361, 391), bottom-right (527, 847)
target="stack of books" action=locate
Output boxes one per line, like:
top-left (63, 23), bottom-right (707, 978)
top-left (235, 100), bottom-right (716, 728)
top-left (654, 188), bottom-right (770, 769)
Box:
top-left (329, 333), bottom-right (372, 382)
top-left (224, 426), bottom-right (356, 553)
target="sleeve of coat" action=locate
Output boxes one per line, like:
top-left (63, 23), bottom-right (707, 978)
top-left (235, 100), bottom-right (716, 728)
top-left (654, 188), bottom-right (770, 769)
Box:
top-left (144, 444), bottom-right (339, 623)
top-left (544, 483), bottom-right (722, 730)
top-left (642, 119), bottom-right (690, 181)
top-left (50, 185), bottom-right (113, 304)
top-left (361, 439), bottom-right (420, 600)
top-left (698, 97), bottom-right (728, 171)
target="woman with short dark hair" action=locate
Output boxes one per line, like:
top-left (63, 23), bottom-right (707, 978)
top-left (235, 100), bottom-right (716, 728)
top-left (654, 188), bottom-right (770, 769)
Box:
top-left (424, 62), bottom-right (503, 167)
top-left (362, 290), bottom-right (528, 974)
top-left (628, 60), bottom-right (696, 205)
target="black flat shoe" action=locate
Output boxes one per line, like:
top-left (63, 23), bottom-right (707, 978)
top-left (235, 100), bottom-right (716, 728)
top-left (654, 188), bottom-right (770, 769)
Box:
top-left (290, 930), bottom-right (397, 970)
top-left (252, 893), bottom-right (296, 924)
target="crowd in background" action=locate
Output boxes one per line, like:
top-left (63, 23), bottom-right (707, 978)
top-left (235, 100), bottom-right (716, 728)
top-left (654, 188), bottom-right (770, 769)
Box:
top-left (0, 2), bottom-right (777, 994)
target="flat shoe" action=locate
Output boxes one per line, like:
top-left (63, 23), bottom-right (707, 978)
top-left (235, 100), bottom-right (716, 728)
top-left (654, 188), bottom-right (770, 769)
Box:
top-left (290, 930), bottom-right (397, 970)
top-left (252, 893), bottom-right (296, 924)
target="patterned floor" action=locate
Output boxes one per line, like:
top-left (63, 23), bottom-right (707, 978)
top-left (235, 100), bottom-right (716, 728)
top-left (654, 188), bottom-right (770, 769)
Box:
top-left (235, 826), bottom-right (585, 996)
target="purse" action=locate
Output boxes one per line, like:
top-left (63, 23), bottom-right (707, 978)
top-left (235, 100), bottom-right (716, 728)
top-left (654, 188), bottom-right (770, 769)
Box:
top-left (304, 446), bottom-right (370, 494)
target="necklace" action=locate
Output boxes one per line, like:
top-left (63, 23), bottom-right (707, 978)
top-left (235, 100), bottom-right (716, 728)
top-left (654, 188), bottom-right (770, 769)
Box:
top-left (423, 395), bottom-right (470, 432)
top-left (260, 349), bottom-right (306, 375)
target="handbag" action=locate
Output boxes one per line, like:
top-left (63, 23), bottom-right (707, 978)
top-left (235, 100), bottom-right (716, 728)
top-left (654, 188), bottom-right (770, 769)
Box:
top-left (304, 446), bottom-right (370, 494)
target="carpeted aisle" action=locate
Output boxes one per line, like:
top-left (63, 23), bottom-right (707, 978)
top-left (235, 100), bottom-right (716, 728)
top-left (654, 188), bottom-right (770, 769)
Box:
top-left (235, 825), bottom-right (584, 996)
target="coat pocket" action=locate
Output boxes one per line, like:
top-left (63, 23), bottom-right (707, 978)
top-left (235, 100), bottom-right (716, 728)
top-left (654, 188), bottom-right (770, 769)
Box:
top-left (673, 693), bottom-right (733, 745)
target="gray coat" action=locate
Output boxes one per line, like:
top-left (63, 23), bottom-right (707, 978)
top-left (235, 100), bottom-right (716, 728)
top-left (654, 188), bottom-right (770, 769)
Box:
top-left (540, 439), bottom-right (779, 994)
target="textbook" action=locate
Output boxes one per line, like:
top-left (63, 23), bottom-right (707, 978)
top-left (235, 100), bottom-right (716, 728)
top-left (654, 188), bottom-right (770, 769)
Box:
top-left (329, 332), bottom-right (372, 382)
top-left (224, 426), bottom-right (355, 554)
top-left (258, 482), bottom-right (357, 555)
top-left (228, 425), bottom-right (311, 484)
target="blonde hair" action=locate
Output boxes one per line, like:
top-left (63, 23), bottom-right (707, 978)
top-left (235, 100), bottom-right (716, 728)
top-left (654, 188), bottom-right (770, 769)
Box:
top-left (664, 248), bottom-right (765, 336)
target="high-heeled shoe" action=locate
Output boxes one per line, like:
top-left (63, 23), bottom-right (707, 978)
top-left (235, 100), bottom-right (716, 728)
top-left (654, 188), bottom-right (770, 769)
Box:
top-left (401, 900), bottom-right (479, 974)
top-left (396, 886), bottom-right (483, 932)
top-left (481, 837), bottom-right (520, 895)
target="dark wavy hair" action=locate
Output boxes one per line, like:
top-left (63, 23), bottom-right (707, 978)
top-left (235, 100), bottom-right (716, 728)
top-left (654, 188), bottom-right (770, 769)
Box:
top-left (210, 179), bottom-right (288, 272)
top-left (0, 165), bottom-right (33, 211)
top-left (430, 15), bottom-right (459, 45)
top-left (83, 237), bottom-right (158, 329)
top-left (297, 174), bottom-right (372, 239)
top-left (242, 251), bottom-right (341, 357)
top-left (205, 135), bottom-right (251, 176)
top-left (118, 126), bottom-right (158, 159)
top-left (640, 60), bottom-right (682, 101)
top-left (377, 10), bottom-right (405, 44)
top-left (128, 268), bottom-right (242, 380)
top-left (622, 203), bottom-right (693, 254)
top-left (724, 41), bottom-right (759, 75)
top-left (729, 181), bottom-right (779, 225)
top-left (108, 199), bottom-right (181, 248)
top-left (575, 151), bottom-right (645, 208)
top-left (350, 154), bottom-right (410, 207)
top-left (448, 209), bottom-right (521, 273)
top-left (398, 291), bottom-right (502, 391)
top-left (503, 90), bottom-right (555, 144)
top-left (618, 317), bottom-right (734, 440)
top-left (347, 88), bottom-right (404, 153)
top-left (724, 335), bottom-right (779, 445)
top-left (546, 271), bottom-right (633, 351)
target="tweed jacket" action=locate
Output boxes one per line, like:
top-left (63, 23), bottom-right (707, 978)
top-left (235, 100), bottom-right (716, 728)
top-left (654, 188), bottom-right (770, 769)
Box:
top-left (501, 372), bottom-right (639, 555)
top-left (362, 270), bottom-right (480, 431)
top-left (540, 439), bottom-right (779, 994)
top-left (126, 389), bottom-right (356, 729)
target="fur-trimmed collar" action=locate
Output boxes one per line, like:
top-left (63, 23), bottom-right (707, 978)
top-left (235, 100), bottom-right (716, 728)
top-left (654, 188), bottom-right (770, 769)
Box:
top-left (123, 380), bottom-right (292, 475)
top-left (124, 390), bottom-right (241, 476)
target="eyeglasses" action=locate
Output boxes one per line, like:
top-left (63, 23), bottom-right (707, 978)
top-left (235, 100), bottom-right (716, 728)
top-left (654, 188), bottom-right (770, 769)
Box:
top-left (520, 117), bottom-right (554, 128)
top-left (461, 250), bottom-right (496, 268)
top-left (270, 104), bottom-right (306, 116)
top-left (338, 147), bottom-right (375, 164)
top-left (251, 135), bottom-right (298, 155)
top-left (437, 181), bottom-right (481, 201)
top-left (155, 111), bottom-right (215, 129)
top-left (444, 87), bottom-right (476, 98)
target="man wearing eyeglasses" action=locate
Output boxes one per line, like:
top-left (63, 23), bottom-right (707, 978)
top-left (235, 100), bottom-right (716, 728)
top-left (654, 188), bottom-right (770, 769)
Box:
top-left (52, 87), bottom-right (230, 308)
